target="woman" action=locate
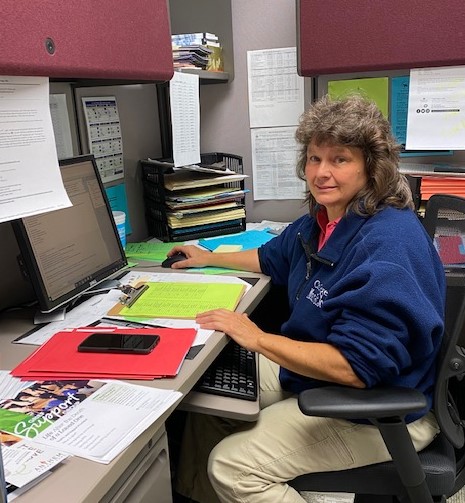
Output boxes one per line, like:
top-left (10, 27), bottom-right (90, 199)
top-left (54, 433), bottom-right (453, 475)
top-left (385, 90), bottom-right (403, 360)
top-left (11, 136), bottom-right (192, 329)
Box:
top-left (169, 94), bottom-right (445, 502)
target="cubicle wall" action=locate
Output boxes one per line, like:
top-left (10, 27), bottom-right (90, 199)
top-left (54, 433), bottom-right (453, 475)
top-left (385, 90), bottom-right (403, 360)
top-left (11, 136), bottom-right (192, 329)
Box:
top-left (297, 0), bottom-right (465, 76)
top-left (4, 0), bottom-right (465, 312)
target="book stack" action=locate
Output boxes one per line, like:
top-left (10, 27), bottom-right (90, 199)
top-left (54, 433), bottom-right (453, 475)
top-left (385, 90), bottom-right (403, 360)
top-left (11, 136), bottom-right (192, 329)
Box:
top-left (140, 153), bottom-right (247, 242)
top-left (171, 32), bottom-right (224, 72)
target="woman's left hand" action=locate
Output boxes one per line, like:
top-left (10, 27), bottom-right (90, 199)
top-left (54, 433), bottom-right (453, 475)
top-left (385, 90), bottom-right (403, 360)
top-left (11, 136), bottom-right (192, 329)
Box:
top-left (195, 309), bottom-right (264, 352)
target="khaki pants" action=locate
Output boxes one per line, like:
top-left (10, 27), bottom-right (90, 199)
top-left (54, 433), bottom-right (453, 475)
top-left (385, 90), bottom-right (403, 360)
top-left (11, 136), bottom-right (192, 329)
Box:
top-left (176, 355), bottom-right (439, 503)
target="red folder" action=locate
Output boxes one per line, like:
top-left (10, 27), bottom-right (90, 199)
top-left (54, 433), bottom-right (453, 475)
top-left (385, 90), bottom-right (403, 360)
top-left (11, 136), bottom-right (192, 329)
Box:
top-left (11, 327), bottom-right (197, 380)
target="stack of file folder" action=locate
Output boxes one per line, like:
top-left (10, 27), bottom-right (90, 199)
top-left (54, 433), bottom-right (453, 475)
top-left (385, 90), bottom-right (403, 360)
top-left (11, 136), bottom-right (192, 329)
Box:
top-left (141, 152), bottom-right (248, 242)
top-left (11, 327), bottom-right (197, 380)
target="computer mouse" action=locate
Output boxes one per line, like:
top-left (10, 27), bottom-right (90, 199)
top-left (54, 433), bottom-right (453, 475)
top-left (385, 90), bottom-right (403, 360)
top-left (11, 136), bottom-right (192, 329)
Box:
top-left (161, 252), bottom-right (188, 268)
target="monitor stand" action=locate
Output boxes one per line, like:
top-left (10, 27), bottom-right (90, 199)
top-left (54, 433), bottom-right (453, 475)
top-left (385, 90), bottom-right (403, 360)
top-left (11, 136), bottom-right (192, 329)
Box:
top-left (34, 307), bottom-right (66, 325)
top-left (32, 274), bottom-right (126, 325)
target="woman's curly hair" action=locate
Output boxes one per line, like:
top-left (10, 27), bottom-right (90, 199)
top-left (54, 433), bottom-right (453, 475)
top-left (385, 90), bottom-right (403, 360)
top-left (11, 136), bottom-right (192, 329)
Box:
top-left (295, 94), bottom-right (414, 216)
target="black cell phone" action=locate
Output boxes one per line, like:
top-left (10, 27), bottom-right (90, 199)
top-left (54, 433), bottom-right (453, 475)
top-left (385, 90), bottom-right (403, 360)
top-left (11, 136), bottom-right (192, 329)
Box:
top-left (77, 332), bottom-right (160, 354)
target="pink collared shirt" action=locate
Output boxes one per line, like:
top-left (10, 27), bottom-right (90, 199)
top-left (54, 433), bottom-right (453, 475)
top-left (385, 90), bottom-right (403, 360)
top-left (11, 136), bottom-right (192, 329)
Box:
top-left (317, 208), bottom-right (341, 251)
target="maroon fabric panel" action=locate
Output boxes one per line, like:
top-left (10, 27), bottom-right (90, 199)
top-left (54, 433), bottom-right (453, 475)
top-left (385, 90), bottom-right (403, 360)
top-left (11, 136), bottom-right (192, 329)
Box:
top-left (297, 0), bottom-right (465, 76)
top-left (0, 0), bottom-right (173, 81)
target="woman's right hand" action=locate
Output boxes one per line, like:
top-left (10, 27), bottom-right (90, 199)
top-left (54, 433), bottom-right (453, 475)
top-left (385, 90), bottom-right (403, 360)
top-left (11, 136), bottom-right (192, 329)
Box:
top-left (166, 245), bottom-right (212, 269)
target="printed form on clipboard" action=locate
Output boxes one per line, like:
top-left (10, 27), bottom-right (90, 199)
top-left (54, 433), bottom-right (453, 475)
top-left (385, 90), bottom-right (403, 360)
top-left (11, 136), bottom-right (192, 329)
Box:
top-left (107, 277), bottom-right (247, 319)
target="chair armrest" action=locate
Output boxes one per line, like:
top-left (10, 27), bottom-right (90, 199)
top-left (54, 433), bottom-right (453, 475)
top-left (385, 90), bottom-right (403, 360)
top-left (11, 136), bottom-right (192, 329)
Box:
top-left (298, 386), bottom-right (428, 420)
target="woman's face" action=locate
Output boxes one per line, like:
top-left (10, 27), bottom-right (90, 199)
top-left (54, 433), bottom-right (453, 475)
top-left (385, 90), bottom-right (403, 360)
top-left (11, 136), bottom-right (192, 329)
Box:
top-left (305, 141), bottom-right (368, 221)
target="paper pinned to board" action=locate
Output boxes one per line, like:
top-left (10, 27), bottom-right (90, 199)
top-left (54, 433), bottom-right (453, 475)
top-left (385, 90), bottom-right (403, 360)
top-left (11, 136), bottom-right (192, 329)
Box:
top-left (0, 76), bottom-right (72, 223)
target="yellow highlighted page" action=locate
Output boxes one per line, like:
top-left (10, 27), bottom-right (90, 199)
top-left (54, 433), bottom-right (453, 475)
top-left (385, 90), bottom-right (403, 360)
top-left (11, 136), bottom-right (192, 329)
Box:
top-left (118, 282), bottom-right (245, 319)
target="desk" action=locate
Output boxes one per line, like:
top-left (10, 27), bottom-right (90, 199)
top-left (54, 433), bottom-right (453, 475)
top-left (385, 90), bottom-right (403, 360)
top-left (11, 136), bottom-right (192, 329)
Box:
top-left (0, 271), bottom-right (270, 503)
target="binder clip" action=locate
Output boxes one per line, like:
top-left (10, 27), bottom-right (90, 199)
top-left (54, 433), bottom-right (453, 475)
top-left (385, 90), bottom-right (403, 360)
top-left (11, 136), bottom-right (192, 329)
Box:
top-left (118, 283), bottom-right (149, 308)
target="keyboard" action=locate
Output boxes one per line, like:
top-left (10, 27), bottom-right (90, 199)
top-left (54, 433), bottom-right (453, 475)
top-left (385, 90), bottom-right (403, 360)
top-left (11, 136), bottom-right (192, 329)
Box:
top-left (195, 340), bottom-right (258, 401)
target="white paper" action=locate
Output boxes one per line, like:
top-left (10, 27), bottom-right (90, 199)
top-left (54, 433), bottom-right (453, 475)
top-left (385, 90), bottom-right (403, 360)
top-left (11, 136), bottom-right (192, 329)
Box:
top-left (0, 380), bottom-right (182, 464)
top-left (406, 66), bottom-right (465, 150)
top-left (3, 440), bottom-right (67, 488)
top-left (14, 290), bottom-right (123, 346)
top-left (82, 96), bottom-right (124, 182)
top-left (170, 72), bottom-right (201, 167)
top-left (49, 94), bottom-right (73, 159)
top-left (251, 127), bottom-right (305, 200)
top-left (247, 47), bottom-right (305, 128)
top-left (0, 373), bottom-right (35, 401)
top-left (0, 76), bottom-right (72, 223)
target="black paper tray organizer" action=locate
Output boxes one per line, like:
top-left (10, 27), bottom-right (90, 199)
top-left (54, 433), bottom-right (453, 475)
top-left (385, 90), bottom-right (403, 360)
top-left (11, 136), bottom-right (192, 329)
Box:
top-left (140, 152), bottom-right (247, 242)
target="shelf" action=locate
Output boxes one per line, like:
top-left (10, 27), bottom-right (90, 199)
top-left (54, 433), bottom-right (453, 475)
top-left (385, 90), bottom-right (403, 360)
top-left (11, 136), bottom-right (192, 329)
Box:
top-left (174, 68), bottom-right (230, 84)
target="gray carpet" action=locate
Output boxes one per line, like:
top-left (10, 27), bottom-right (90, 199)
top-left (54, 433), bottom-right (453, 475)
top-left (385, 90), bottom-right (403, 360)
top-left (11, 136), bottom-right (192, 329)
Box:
top-left (301, 490), bottom-right (465, 502)
top-left (449, 488), bottom-right (465, 502)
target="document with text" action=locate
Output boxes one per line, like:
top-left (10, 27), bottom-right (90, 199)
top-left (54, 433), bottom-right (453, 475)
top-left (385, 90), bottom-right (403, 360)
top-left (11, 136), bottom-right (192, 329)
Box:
top-left (0, 76), bottom-right (71, 223)
top-left (247, 47), bottom-right (305, 128)
top-left (170, 71), bottom-right (201, 167)
top-left (251, 126), bottom-right (305, 200)
top-left (406, 66), bottom-right (465, 150)
top-left (0, 379), bottom-right (182, 464)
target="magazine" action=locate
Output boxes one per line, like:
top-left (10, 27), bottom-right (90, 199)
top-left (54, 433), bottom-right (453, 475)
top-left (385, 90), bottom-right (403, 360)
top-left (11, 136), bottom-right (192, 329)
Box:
top-left (0, 379), bottom-right (182, 464)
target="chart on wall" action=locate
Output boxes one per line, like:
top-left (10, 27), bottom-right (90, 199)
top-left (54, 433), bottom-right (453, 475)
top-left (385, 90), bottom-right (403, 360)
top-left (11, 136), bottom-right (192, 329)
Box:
top-left (82, 96), bottom-right (124, 183)
top-left (251, 126), bottom-right (306, 201)
top-left (247, 47), bottom-right (306, 200)
top-left (247, 47), bottom-right (305, 128)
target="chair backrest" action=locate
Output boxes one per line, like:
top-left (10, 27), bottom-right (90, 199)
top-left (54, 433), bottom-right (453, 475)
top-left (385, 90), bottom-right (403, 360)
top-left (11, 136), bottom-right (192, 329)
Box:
top-left (434, 273), bottom-right (465, 449)
top-left (422, 194), bottom-right (465, 269)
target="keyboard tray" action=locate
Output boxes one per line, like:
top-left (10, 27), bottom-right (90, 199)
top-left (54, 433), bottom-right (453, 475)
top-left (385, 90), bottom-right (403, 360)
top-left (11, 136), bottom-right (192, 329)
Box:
top-left (195, 340), bottom-right (258, 401)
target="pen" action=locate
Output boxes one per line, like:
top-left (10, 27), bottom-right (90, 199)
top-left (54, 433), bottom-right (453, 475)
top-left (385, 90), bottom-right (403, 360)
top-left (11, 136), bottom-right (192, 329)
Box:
top-left (99, 317), bottom-right (164, 329)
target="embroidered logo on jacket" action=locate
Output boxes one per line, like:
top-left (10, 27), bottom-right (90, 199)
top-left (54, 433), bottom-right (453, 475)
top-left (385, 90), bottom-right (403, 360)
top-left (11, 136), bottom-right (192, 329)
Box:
top-left (306, 280), bottom-right (328, 308)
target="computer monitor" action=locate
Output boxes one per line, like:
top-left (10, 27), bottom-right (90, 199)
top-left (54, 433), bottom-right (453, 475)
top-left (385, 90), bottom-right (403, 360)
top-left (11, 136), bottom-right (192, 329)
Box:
top-left (12, 155), bottom-right (128, 313)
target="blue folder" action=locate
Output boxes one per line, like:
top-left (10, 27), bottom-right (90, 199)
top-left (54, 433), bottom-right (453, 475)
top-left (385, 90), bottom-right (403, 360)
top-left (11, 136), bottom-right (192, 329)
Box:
top-left (198, 229), bottom-right (276, 251)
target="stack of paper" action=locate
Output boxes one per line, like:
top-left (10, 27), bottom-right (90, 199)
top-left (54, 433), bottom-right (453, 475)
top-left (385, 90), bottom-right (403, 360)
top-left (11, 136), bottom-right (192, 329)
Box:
top-left (171, 32), bottom-right (223, 71)
top-left (0, 379), bottom-right (182, 464)
top-left (420, 176), bottom-right (465, 200)
top-left (167, 202), bottom-right (245, 229)
top-left (0, 372), bottom-right (69, 497)
top-left (165, 186), bottom-right (247, 210)
top-left (163, 170), bottom-right (247, 191)
top-left (11, 327), bottom-right (197, 380)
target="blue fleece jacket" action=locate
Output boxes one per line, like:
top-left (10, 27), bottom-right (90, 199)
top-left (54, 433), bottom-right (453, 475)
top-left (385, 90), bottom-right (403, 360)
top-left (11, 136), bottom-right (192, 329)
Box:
top-left (258, 207), bottom-right (446, 422)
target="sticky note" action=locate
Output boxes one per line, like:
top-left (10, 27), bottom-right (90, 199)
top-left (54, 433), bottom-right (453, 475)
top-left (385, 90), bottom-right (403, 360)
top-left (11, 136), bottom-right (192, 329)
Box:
top-left (213, 244), bottom-right (243, 253)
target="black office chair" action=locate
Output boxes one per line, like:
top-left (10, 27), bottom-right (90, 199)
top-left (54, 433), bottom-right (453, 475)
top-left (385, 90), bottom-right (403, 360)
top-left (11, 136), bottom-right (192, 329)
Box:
top-left (290, 195), bottom-right (465, 503)
top-left (422, 194), bottom-right (465, 270)
top-left (289, 195), bottom-right (465, 502)
top-left (289, 273), bottom-right (465, 503)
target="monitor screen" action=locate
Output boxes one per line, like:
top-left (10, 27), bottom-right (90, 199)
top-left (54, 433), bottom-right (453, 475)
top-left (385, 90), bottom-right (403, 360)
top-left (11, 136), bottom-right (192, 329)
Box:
top-left (12, 155), bottom-right (128, 313)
